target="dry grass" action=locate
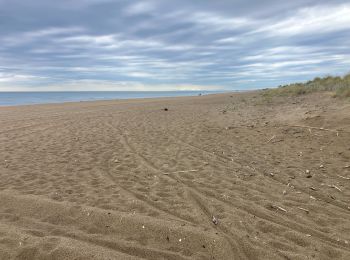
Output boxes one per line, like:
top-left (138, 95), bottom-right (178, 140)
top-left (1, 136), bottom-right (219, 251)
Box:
top-left (263, 73), bottom-right (350, 99)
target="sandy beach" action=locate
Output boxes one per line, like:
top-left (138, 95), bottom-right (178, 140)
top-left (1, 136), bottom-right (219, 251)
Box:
top-left (0, 91), bottom-right (349, 259)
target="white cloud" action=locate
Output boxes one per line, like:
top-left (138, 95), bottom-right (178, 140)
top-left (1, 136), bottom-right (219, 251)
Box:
top-left (0, 79), bottom-right (222, 91)
top-left (56, 33), bottom-right (193, 52)
top-left (1, 1), bottom-right (350, 91)
top-left (2, 27), bottom-right (85, 47)
top-left (0, 73), bottom-right (46, 82)
top-left (189, 12), bottom-right (253, 31)
top-left (24, 27), bottom-right (84, 38)
top-left (58, 34), bottom-right (117, 45)
top-left (124, 2), bottom-right (155, 16)
top-left (216, 37), bottom-right (241, 44)
top-left (256, 4), bottom-right (350, 36)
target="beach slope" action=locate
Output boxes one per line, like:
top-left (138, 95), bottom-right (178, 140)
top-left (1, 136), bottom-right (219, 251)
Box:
top-left (0, 92), bottom-right (349, 259)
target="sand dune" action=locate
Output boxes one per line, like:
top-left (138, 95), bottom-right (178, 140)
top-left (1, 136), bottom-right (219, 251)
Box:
top-left (0, 92), bottom-right (349, 259)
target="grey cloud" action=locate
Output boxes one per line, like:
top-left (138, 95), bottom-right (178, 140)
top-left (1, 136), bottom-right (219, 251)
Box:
top-left (0, 0), bottom-right (349, 90)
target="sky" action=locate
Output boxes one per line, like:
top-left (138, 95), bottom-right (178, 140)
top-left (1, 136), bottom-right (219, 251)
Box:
top-left (0, 0), bottom-right (350, 91)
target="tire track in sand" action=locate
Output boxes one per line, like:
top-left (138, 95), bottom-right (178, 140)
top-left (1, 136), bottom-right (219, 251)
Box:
top-left (100, 119), bottom-right (198, 225)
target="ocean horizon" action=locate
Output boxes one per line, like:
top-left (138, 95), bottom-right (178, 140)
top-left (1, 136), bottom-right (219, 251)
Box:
top-left (0, 91), bottom-right (229, 106)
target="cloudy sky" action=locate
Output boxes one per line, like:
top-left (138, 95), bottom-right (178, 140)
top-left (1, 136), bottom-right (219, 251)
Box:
top-left (0, 0), bottom-right (350, 91)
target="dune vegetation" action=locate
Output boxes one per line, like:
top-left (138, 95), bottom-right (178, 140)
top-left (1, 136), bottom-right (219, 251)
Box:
top-left (263, 73), bottom-right (350, 98)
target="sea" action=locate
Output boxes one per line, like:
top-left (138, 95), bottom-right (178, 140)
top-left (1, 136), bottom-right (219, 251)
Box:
top-left (0, 91), bottom-right (226, 106)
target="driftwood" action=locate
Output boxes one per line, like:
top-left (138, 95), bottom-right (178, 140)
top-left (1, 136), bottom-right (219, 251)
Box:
top-left (298, 207), bottom-right (310, 214)
top-left (328, 185), bottom-right (342, 192)
top-left (338, 175), bottom-right (350, 180)
top-left (290, 125), bottom-right (339, 136)
top-left (267, 135), bottom-right (276, 143)
top-left (163, 169), bottom-right (198, 175)
top-left (272, 205), bottom-right (287, 212)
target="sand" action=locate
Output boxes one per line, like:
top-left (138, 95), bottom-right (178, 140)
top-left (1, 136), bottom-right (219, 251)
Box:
top-left (0, 91), bottom-right (349, 259)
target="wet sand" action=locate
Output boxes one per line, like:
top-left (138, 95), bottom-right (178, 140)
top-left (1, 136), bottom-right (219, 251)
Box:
top-left (0, 91), bottom-right (349, 259)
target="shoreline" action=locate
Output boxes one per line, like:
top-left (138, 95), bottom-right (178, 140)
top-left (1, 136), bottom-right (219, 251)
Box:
top-left (0, 90), bottom-right (237, 108)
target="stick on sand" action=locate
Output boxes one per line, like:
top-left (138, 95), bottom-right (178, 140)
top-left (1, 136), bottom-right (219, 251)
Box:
top-left (163, 169), bottom-right (198, 175)
top-left (290, 125), bottom-right (339, 135)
